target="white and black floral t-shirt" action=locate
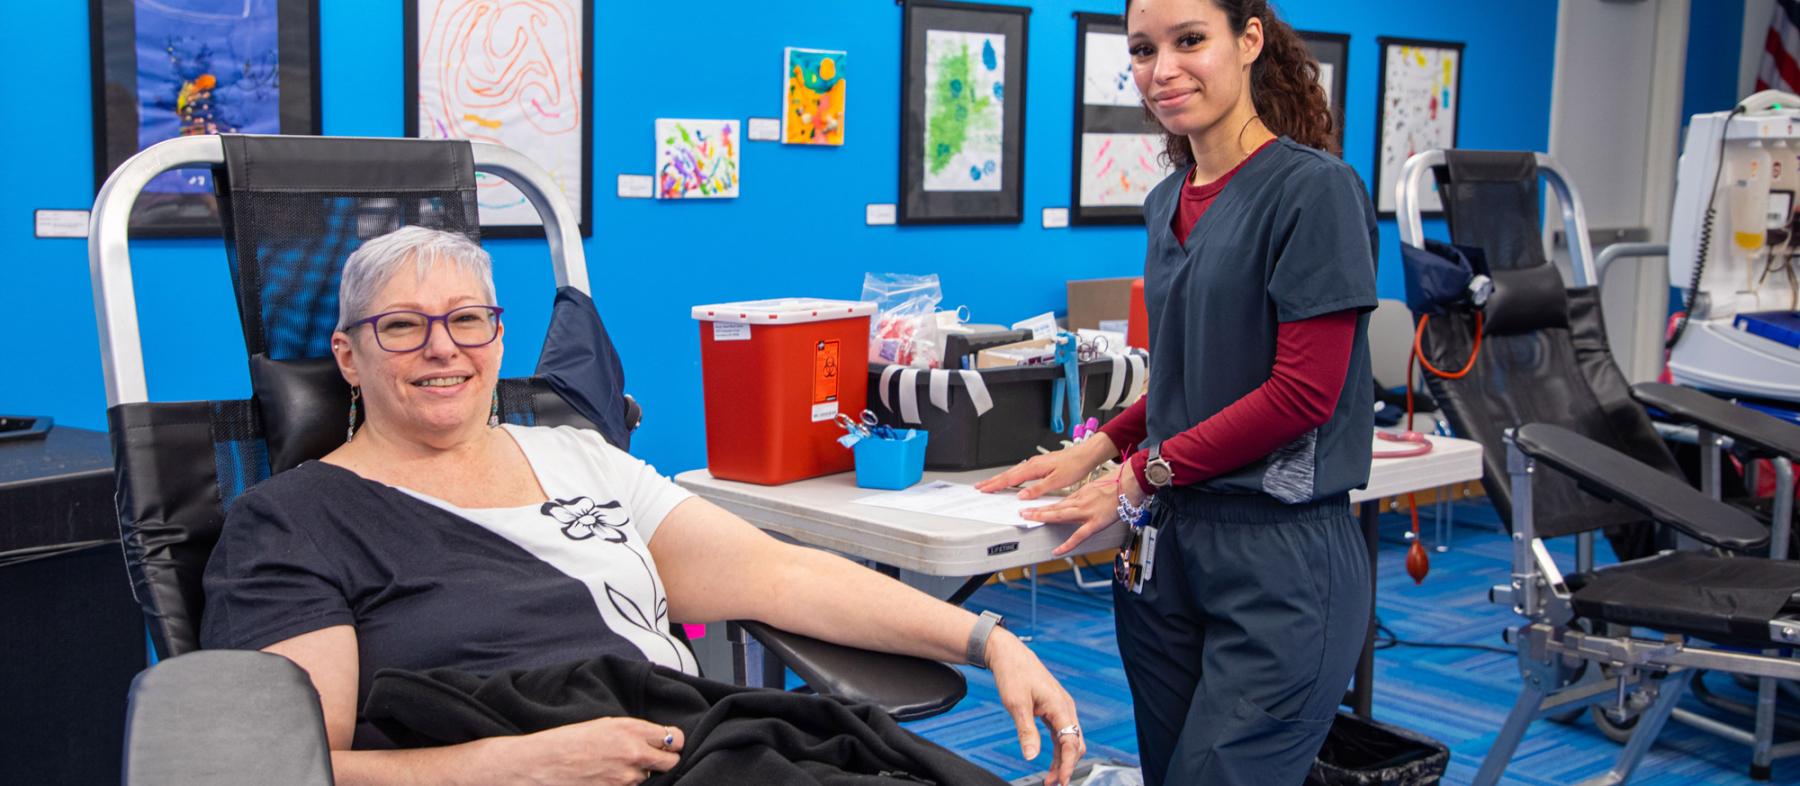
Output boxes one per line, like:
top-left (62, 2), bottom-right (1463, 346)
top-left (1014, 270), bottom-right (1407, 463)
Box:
top-left (200, 424), bottom-right (695, 748)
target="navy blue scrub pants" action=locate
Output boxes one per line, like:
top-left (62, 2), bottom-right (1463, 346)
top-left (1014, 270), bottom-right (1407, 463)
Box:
top-left (1113, 491), bottom-right (1371, 786)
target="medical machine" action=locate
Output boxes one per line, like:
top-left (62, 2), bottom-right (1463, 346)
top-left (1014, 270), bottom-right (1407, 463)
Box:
top-left (1667, 90), bottom-right (1800, 403)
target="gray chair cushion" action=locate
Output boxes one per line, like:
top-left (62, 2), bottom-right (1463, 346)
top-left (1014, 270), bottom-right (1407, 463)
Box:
top-left (123, 650), bottom-right (333, 785)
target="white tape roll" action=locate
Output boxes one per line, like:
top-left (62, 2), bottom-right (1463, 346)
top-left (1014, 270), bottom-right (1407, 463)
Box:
top-left (958, 370), bottom-right (994, 416)
top-left (1127, 351), bottom-right (1148, 403)
top-left (929, 369), bottom-right (952, 412)
top-left (1101, 352), bottom-right (1127, 410)
top-left (879, 365), bottom-right (903, 412)
top-left (899, 368), bottom-right (924, 424)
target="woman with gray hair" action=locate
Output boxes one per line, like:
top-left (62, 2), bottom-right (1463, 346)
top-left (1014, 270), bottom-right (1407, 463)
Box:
top-left (200, 226), bottom-right (1085, 786)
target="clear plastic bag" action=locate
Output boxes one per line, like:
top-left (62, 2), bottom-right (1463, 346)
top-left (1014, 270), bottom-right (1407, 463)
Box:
top-left (863, 273), bottom-right (944, 368)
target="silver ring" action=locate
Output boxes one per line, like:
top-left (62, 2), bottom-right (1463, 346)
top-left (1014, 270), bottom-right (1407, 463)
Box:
top-left (662, 728), bottom-right (676, 749)
top-left (1056, 723), bottom-right (1081, 737)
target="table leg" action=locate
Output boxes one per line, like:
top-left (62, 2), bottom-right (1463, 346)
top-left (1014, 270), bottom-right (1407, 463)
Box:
top-left (1025, 564), bottom-right (1038, 642)
top-left (1348, 499), bottom-right (1379, 716)
top-left (945, 572), bottom-right (996, 606)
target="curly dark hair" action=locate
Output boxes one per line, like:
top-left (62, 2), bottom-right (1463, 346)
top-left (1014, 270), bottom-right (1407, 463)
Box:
top-left (1126, 0), bottom-right (1337, 168)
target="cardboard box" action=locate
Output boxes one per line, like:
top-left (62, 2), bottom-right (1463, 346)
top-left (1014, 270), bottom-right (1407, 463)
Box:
top-left (1066, 277), bottom-right (1138, 331)
top-left (975, 337), bottom-right (1055, 368)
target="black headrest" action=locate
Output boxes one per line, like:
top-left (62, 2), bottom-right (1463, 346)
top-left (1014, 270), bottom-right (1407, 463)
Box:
top-left (249, 354), bottom-right (352, 475)
top-left (1482, 264), bottom-right (1569, 336)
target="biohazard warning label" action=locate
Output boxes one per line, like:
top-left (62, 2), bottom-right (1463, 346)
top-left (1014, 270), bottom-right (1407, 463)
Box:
top-left (812, 339), bottom-right (840, 422)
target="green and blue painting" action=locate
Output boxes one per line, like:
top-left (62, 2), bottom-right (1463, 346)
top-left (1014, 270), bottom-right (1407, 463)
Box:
top-left (922, 30), bottom-right (1004, 192)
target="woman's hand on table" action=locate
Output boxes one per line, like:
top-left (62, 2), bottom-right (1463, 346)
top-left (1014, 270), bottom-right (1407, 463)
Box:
top-left (974, 435), bottom-right (1116, 501)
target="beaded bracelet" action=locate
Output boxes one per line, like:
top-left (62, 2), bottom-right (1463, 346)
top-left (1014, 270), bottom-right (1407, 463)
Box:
top-left (1116, 494), bottom-right (1149, 528)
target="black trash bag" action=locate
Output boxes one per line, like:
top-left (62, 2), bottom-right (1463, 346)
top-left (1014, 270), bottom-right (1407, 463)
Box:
top-left (1306, 712), bottom-right (1449, 786)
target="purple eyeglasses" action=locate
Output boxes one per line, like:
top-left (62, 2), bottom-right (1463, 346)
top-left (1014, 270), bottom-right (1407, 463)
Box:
top-left (346, 305), bottom-right (504, 353)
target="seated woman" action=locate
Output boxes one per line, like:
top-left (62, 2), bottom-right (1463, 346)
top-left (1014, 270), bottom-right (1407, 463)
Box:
top-left (201, 226), bottom-right (1083, 786)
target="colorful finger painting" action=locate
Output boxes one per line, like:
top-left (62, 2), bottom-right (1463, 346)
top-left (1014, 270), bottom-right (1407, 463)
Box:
top-left (783, 48), bottom-right (846, 146)
top-left (1376, 41), bottom-right (1460, 213)
top-left (656, 119), bottom-right (740, 199)
top-left (1082, 32), bottom-right (1139, 107)
top-left (417, 0), bottom-right (585, 226)
top-left (135, 0), bottom-right (282, 195)
top-left (1079, 133), bottom-right (1171, 208)
top-left (922, 29), bottom-right (1005, 192)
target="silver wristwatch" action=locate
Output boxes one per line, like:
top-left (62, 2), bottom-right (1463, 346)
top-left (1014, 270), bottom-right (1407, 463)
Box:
top-left (966, 610), bottom-right (1005, 669)
top-left (1144, 444), bottom-right (1175, 488)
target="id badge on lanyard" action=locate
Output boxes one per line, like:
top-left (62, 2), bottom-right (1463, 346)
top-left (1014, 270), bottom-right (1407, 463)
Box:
top-left (1114, 521), bottom-right (1159, 594)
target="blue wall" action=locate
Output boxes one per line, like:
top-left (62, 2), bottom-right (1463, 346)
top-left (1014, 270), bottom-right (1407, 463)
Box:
top-left (1685, 1), bottom-right (1746, 122)
top-left (3, 0), bottom-right (1558, 474)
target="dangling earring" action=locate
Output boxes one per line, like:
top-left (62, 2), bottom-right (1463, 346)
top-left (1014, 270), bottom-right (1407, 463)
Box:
top-left (488, 388), bottom-right (501, 428)
top-left (346, 386), bottom-right (361, 442)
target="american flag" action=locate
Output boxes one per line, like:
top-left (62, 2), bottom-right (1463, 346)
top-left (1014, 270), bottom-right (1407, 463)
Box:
top-left (1758, 0), bottom-right (1800, 93)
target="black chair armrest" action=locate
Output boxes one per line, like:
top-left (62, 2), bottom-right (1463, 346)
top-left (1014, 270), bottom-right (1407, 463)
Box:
top-left (123, 650), bottom-right (334, 785)
top-left (1513, 423), bottom-right (1769, 551)
top-left (736, 620), bottom-right (966, 722)
top-left (624, 394), bottom-right (642, 432)
top-left (1632, 382), bottom-right (1800, 461)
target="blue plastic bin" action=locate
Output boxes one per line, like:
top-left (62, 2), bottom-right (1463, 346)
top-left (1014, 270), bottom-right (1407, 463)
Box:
top-left (853, 429), bottom-right (930, 490)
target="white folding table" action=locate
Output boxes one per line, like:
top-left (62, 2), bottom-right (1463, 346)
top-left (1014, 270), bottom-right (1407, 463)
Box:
top-left (675, 433), bottom-right (1482, 713)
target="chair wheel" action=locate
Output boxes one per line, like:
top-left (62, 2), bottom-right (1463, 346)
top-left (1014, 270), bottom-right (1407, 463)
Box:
top-left (1590, 705), bottom-right (1639, 744)
top-left (1751, 763), bottom-right (1772, 781)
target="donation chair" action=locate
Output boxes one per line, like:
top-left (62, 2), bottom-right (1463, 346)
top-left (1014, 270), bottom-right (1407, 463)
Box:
top-left (1626, 382), bottom-right (1800, 775)
top-left (1396, 150), bottom-right (1679, 566)
top-left (1472, 423), bottom-right (1800, 785)
top-left (1397, 151), bottom-right (1800, 779)
top-left (92, 136), bottom-right (967, 770)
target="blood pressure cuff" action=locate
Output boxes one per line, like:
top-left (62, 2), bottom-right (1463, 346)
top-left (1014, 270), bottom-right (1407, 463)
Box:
top-left (1400, 239), bottom-right (1488, 316)
top-left (1482, 263), bottom-right (1569, 336)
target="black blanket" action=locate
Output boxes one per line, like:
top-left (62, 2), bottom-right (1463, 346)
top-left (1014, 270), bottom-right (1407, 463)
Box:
top-left (363, 654), bottom-right (1007, 785)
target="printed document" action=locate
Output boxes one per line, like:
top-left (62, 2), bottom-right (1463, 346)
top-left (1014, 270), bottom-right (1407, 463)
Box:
top-left (853, 480), bottom-right (1049, 528)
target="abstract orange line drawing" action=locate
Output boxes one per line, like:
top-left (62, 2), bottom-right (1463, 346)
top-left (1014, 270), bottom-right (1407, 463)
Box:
top-left (417, 0), bottom-right (584, 224)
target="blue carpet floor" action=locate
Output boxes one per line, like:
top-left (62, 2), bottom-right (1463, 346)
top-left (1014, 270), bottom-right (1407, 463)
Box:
top-left (904, 501), bottom-right (1800, 785)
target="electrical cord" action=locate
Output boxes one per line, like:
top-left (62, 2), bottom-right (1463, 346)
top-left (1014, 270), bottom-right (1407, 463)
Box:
top-left (1668, 105), bottom-right (1747, 351)
top-left (1373, 618), bottom-right (1514, 655)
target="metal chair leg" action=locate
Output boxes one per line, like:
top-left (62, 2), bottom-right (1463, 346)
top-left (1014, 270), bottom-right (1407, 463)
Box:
top-left (1472, 682), bottom-right (1548, 786)
top-left (1755, 670), bottom-right (1778, 779)
top-left (1582, 670), bottom-right (1696, 786)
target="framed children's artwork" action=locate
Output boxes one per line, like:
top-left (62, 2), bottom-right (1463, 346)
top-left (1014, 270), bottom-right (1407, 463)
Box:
top-left (90, 0), bottom-right (322, 236)
top-left (405, 0), bottom-right (595, 237)
top-left (783, 47), bottom-right (847, 145)
top-left (1297, 30), bottom-right (1349, 155)
top-left (1374, 36), bottom-right (1462, 216)
top-left (655, 119), bottom-right (741, 199)
top-left (899, 0), bottom-right (1030, 224)
top-left (1069, 12), bottom-right (1172, 226)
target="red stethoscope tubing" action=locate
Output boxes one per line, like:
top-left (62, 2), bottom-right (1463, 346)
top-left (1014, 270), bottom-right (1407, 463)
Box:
top-left (1390, 309), bottom-right (1484, 584)
top-left (1372, 430), bottom-right (1432, 458)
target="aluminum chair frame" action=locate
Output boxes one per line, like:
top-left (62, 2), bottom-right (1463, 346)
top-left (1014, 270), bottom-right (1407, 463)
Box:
top-left (1401, 149), bottom-right (1800, 780)
top-left (1473, 433), bottom-right (1800, 786)
top-left (88, 134), bottom-right (590, 410)
top-left (1595, 242), bottom-right (1800, 772)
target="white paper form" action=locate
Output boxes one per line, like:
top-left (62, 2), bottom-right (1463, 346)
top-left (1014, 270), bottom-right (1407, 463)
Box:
top-left (853, 480), bottom-right (1048, 528)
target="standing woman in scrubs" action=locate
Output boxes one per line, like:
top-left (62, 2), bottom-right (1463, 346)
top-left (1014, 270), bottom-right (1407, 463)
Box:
top-left (978, 1), bottom-right (1377, 783)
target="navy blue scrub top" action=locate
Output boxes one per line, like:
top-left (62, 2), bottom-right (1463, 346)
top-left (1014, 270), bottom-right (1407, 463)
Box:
top-left (1140, 138), bottom-right (1379, 504)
